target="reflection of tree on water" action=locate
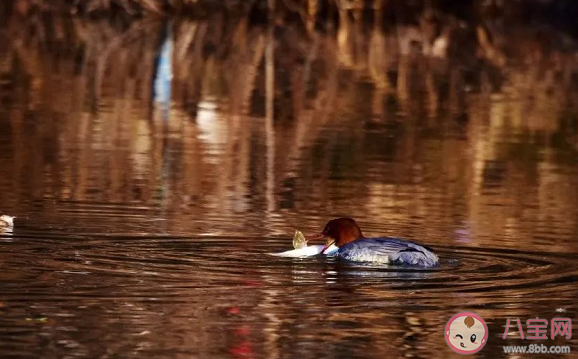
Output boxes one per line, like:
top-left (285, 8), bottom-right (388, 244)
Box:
top-left (154, 23), bottom-right (172, 121)
top-left (0, 3), bottom-right (578, 250)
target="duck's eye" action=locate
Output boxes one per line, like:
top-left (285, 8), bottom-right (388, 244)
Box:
top-left (455, 334), bottom-right (463, 339)
top-left (470, 334), bottom-right (476, 343)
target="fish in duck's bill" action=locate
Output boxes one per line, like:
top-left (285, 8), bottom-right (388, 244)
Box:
top-left (271, 244), bottom-right (326, 258)
top-left (292, 230), bottom-right (308, 249)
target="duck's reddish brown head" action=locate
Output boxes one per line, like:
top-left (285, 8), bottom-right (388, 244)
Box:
top-left (308, 218), bottom-right (364, 251)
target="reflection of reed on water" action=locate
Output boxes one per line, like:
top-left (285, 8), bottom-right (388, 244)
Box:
top-left (0, 5), bottom-right (578, 250)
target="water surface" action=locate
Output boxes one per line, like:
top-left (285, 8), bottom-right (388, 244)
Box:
top-left (1, 8), bottom-right (578, 359)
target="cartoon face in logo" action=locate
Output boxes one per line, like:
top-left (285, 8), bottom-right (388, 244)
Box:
top-left (445, 312), bottom-right (488, 355)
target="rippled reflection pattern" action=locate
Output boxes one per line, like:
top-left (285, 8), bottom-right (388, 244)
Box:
top-left (1, 5), bottom-right (578, 359)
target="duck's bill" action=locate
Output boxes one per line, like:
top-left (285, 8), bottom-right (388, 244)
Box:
top-left (306, 233), bottom-right (338, 255)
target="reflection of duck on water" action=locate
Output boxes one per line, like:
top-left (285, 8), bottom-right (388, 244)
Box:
top-left (0, 215), bottom-right (15, 227)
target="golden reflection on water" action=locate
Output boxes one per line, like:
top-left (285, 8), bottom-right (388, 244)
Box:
top-left (1, 9), bottom-right (577, 248)
top-left (0, 5), bottom-right (578, 358)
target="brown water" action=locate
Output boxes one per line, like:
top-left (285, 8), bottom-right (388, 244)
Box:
top-left (1, 8), bottom-right (578, 359)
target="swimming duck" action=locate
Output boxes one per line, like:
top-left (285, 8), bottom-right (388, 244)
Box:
top-left (308, 218), bottom-right (439, 267)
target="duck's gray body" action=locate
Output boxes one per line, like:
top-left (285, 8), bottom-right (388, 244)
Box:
top-left (334, 237), bottom-right (439, 267)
